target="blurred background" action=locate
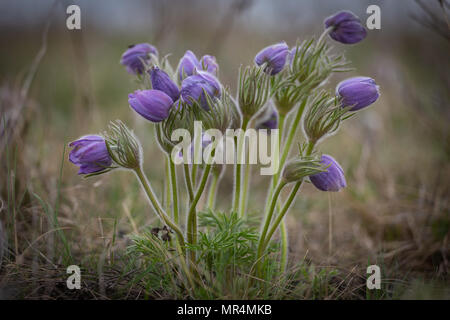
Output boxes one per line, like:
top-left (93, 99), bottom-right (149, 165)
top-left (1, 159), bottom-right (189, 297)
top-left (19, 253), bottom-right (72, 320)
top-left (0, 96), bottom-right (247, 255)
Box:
top-left (0, 0), bottom-right (449, 299)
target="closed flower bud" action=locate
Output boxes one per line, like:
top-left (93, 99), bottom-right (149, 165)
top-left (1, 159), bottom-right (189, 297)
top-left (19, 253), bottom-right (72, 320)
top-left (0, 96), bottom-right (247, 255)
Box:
top-left (177, 50), bottom-right (200, 81)
top-left (254, 42), bottom-right (289, 75)
top-left (149, 67), bottom-right (180, 102)
top-left (337, 77), bottom-right (380, 111)
top-left (180, 71), bottom-right (221, 111)
top-left (200, 55), bottom-right (219, 75)
top-left (309, 154), bottom-right (346, 192)
top-left (120, 43), bottom-right (158, 75)
top-left (69, 135), bottom-right (112, 175)
top-left (128, 89), bottom-right (173, 122)
top-left (256, 105), bottom-right (278, 130)
top-left (324, 11), bottom-right (367, 44)
top-left (104, 120), bottom-right (142, 170)
top-left (282, 156), bottom-right (324, 183)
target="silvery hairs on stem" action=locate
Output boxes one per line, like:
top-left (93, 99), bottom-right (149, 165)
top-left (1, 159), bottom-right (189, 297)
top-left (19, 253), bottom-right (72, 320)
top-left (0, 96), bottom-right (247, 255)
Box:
top-left (303, 90), bottom-right (353, 145)
top-left (104, 120), bottom-right (142, 170)
top-left (273, 36), bottom-right (352, 115)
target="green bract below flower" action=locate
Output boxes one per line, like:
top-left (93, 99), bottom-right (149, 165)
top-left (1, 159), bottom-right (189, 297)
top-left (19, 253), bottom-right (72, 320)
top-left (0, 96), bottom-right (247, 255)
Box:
top-left (104, 120), bottom-right (142, 170)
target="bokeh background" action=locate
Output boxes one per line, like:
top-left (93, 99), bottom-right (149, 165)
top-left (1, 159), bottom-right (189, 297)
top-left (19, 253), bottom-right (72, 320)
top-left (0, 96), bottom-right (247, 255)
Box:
top-left (0, 0), bottom-right (449, 299)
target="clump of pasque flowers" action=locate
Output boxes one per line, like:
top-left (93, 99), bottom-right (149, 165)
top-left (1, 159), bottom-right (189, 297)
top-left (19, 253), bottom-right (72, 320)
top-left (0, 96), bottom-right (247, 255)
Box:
top-left (69, 9), bottom-right (379, 289)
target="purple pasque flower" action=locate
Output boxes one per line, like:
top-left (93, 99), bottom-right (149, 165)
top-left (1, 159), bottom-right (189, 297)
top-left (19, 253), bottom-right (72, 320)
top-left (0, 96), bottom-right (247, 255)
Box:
top-left (149, 67), bottom-right (180, 102)
top-left (256, 106), bottom-right (278, 130)
top-left (69, 135), bottom-right (112, 175)
top-left (324, 11), bottom-right (367, 44)
top-left (177, 50), bottom-right (200, 81)
top-left (254, 42), bottom-right (289, 75)
top-left (180, 71), bottom-right (221, 110)
top-left (120, 43), bottom-right (158, 75)
top-left (199, 55), bottom-right (219, 75)
top-left (128, 89), bottom-right (173, 122)
top-left (336, 77), bottom-right (380, 111)
top-left (309, 154), bottom-right (346, 192)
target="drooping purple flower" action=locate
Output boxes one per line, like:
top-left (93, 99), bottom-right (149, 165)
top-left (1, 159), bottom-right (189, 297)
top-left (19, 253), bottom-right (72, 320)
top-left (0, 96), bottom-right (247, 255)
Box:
top-left (324, 11), bottom-right (367, 44)
top-left (128, 89), bottom-right (173, 122)
top-left (120, 43), bottom-right (158, 75)
top-left (254, 42), bottom-right (289, 75)
top-left (256, 107), bottom-right (278, 130)
top-left (149, 67), bottom-right (180, 102)
top-left (177, 50), bottom-right (200, 81)
top-left (200, 55), bottom-right (219, 75)
top-left (337, 77), bottom-right (380, 111)
top-left (69, 135), bottom-right (112, 175)
top-left (180, 71), bottom-right (221, 110)
top-left (309, 154), bottom-right (346, 192)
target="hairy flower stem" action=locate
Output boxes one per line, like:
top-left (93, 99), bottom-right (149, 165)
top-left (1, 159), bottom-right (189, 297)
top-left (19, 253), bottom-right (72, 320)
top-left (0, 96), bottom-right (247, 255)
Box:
top-left (169, 159), bottom-right (179, 224)
top-left (260, 140), bottom-right (316, 275)
top-left (233, 116), bottom-right (250, 215)
top-left (271, 98), bottom-right (307, 196)
top-left (263, 181), bottom-right (302, 250)
top-left (183, 163), bottom-right (194, 201)
top-left (165, 158), bottom-right (171, 211)
top-left (239, 118), bottom-right (254, 217)
top-left (275, 113), bottom-right (288, 273)
top-left (191, 163), bottom-right (198, 188)
top-left (256, 181), bottom-right (287, 276)
top-left (207, 170), bottom-right (220, 209)
top-left (134, 166), bottom-right (185, 249)
top-left (187, 163), bottom-right (212, 263)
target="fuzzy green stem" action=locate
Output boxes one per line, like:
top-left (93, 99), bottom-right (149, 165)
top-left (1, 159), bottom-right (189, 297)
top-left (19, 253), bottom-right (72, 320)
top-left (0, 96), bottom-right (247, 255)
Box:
top-left (207, 171), bottom-right (220, 209)
top-left (191, 163), bottom-right (198, 188)
top-left (183, 163), bottom-right (194, 201)
top-left (265, 99), bottom-right (307, 213)
top-left (256, 181), bottom-right (287, 276)
top-left (279, 216), bottom-right (288, 272)
top-left (260, 140), bottom-right (316, 276)
top-left (275, 113), bottom-right (287, 273)
top-left (263, 181), bottom-right (302, 250)
top-left (233, 116), bottom-right (250, 214)
top-left (187, 163), bottom-right (212, 262)
top-left (164, 158), bottom-right (171, 211)
top-left (239, 157), bottom-right (251, 217)
top-left (134, 166), bottom-right (184, 249)
top-left (169, 159), bottom-right (179, 224)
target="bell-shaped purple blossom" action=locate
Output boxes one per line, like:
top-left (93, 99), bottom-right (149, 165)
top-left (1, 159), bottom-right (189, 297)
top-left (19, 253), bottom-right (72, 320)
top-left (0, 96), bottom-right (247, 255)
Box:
top-left (256, 107), bottom-right (278, 130)
top-left (254, 42), bottom-right (289, 75)
top-left (337, 77), bottom-right (380, 111)
top-left (180, 71), bottom-right (221, 110)
top-left (120, 43), bottom-right (158, 75)
top-left (177, 50), bottom-right (200, 81)
top-left (149, 67), bottom-right (180, 102)
top-left (200, 55), bottom-right (219, 75)
top-left (309, 154), bottom-right (346, 192)
top-left (324, 11), bottom-right (367, 44)
top-left (69, 135), bottom-right (112, 175)
top-left (128, 89), bottom-right (173, 122)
